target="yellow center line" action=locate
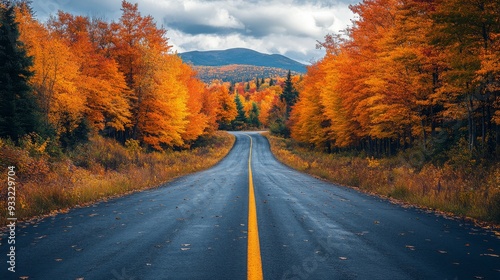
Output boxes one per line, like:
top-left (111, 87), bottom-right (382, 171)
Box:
top-left (246, 134), bottom-right (264, 280)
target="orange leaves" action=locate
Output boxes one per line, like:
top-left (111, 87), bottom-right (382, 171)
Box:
top-left (290, 0), bottom-right (500, 156)
top-left (16, 9), bottom-right (84, 133)
top-left (206, 82), bottom-right (237, 128)
top-left (13, 1), bottom-right (214, 150)
top-left (136, 51), bottom-right (190, 149)
top-left (290, 62), bottom-right (329, 147)
top-left (180, 64), bottom-right (210, 143)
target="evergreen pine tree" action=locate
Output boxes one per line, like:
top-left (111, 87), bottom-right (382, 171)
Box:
top-left (256, 77), bottom-right (260, 89)
top-left (281, 70), bottom-right (298, 117)
top-left (0, 3), bottom-right (41, 141)
top-left (232, 94), bottom-right (247, 130)
top-left (248, 102), bottom-right (260, 128)
top-left (269, 78), bottom-right (274, 86)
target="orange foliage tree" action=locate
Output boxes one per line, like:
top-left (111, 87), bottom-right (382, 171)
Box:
top-left (291, 0), bottom-right (499, 157)
top-left (13, 1), bottom-right (217, 150)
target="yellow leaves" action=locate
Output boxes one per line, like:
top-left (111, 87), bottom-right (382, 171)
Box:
top-left (290, 62), bottom-right (327, 146)
top-left (13, 1), bottom-right (216, 151)
top-left (207, 83), bottom-right (237, 126)
top-left (18, 16), bottom-right (85, 132)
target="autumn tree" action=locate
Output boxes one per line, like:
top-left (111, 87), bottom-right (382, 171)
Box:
top-left (290, 61), bottom-right (331, 148)
top-left (110, 0), bottom-right (170, 140)
top-left (48, 12), bottom-right (132, 136)
top-left (16, 4), bottom-right (86, 144)
top-left (432, 0), bottom-right (500, 154)
top-left (179, 62), bottom-right (209, 144)
top-left (205, 82), bottom-right (237, 131)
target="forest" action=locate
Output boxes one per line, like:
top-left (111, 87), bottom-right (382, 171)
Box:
top-left (290, 0), bottom-right (499, 160)
top-left (0, 1), bottom-right (241, 151)
top-left (0, 0), bottom-right (296, 150)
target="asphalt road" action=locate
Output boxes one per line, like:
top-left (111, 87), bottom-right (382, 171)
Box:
top-left (1, 132), bottom-right (499, 279)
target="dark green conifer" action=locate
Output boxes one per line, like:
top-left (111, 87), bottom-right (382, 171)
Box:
top-left (281, 70), bottom-right (298, 117)
top-left (0, 3), bottom-right (42, 141)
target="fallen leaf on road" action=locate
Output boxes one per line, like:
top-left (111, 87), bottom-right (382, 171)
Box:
top-left (55, 258), bottom-right (63, 262)
top-left (481, 253), bottom-right (499, 257)
top-left (339, 257), bottom-right (348, 260)
top-left (438, 250), bottom-right (447, 254)
top-left (405, 245), bottom-right (415, 251)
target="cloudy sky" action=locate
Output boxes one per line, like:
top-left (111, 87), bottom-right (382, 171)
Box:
top-left (31, 0), bottom-right (360, 64)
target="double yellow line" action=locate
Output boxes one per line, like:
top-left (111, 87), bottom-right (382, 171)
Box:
top-left (246, 134), bottom-right (264, 280)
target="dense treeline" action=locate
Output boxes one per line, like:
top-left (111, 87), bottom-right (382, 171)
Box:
top-left (223, 72), bottom-right (301, 132)
top-left (207, 75), bottom-right (292, 131)
top-left (0, 1), bottom-right (239, 151)
top-left (291, 0), bottom-right (499, 161)
top-left (192, 64), bottom-right (299, 83)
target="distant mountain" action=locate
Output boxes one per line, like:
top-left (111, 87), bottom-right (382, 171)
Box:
top-left (179, 48), bottom-right (307, 74)
top-left (179, 48), bottom-right (307, 82)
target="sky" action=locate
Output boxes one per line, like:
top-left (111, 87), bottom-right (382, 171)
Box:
top-left (31, 0), bottom-right (360, 64)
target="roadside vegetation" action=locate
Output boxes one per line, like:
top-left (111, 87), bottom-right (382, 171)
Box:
top-left (266, 133), bottom-right (500, 223)
top-left (0, 132), bottom-right (234, 225)
top-left (0, 1), bottom-right (241, 225)
top-left (263, 0), bottom-right (499, 224)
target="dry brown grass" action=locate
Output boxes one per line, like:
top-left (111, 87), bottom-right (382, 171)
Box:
top-left (0, 132), bottom-right (235, 224)
top-left (265, 133), bottom-right (500, 223)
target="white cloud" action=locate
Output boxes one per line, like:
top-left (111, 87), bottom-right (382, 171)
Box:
top-left (31, 0), bottom-right (357, 64)
top-left (209, 9), bottom-right (244, 29)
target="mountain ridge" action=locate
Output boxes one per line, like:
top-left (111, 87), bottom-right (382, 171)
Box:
top-left (179, 48), bottom-right (307, 74)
